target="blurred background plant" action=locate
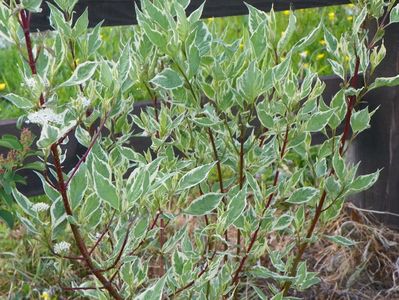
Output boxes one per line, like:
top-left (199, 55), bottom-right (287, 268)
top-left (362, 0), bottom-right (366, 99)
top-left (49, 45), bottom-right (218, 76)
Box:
top-left (0, 128), bottom-right (40, 230)
top-left (0, 4), bottom-right (355, 120)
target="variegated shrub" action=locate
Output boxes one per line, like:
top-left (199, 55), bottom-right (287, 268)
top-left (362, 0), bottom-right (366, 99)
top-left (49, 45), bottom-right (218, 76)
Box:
top-left (1, 0), bottom-right (399, 298)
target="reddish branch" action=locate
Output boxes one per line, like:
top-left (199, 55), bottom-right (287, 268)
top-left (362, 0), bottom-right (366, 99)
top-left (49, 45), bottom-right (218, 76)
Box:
top-left (18, 10), bottom-right (121, 299)
top-left (51, 144), bottom-right (122, 299)
top-left (236, 117), bottom-right (246, 257)
top-left (65, 114), bottom-right (109, 186)
top-left (170, 250), bottom-right (217, 297)
top-left (232, 125), bottom-right (290, 286)
top-left (206, 127), bottom-right (230, 251)
top-left (339, 57), bottom-right (360, 156)
top-left (98, 221), bottom-right (133, 272)
top-left (89, 212), bottom-right (116, 255)
top-left (281, 57), bottom-right (361, 296)
top-left (19, 10), bottom-right (44, 106)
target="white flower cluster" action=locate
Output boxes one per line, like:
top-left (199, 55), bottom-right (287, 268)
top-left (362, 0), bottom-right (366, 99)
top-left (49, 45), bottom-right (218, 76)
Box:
top-left (26, 77), bottom-right (36, 89)
top-left (77, 95), bottom-right (91, 108)
top-left (32, 202), bottom-right (50, 212)
top-left (53, 241), bottom-right (71, 254)
top-left (27, 108), bottom-right (64, 125)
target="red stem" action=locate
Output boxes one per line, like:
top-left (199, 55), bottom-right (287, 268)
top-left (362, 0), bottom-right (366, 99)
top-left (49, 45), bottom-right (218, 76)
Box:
top-left (339, 56), bottom-right (360, 156)
top-left (19, 10), bottom-right (45, 106)
top-left (282, 56), bottom-right (361, 296)
top-left (170, 250), bottom-right (217, 297)
top-left (237, 119), bottom-right (246, 257)
top-left (18, 11), bottom-right (121, 299)
top-left (51, 144), bottom-right (122, 299)
top-left (65, 114), bottom-right (109, 186)
top-left (159, 216), bottom-right (165, 276)
top-left (98, 221), bottom-right (133, 272)
top-left (89, 212), bottom-right (115, 255)
top-left (232, 125), bottom-right (290, 285)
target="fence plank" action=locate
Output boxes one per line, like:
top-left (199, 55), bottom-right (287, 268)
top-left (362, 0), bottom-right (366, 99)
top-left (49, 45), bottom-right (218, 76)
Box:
top-left (350, 21), bottom-right (399, 227)
top-left (30, 0), bottom-right (350, 32)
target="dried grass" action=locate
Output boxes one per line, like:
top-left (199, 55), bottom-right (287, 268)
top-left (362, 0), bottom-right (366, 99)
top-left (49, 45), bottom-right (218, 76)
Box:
top-left (298, 202), bottom-right (399, 300)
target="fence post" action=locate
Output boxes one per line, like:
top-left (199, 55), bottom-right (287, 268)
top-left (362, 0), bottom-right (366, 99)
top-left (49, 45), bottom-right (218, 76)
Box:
top-left (351, 20), bottom-right (399, 227)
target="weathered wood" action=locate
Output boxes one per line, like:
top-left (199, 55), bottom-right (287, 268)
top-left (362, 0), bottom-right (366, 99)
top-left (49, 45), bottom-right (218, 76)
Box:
top-left (350, 21), bottom-right (399, 226)
top-left (29, 0), bottom-right (350, 32)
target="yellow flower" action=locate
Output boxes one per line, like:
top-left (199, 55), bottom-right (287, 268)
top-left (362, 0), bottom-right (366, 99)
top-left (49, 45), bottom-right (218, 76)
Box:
top-left (345, 55), bottom-right (350, 62)
top-left (316, 53), bottom-right (325, 60)
top-left (239, 43), bottom-right (244, 50)
top-left (303, 63), bottom-right (309, 68)
top-left (207, 17), bottom-right (214, 23)
top-left (347, 16), bottom-right (353, 21)
top-left (283, 10), bottom-right (290, 16)
top-left (41, 292), bottom-right (50, 300)
top-left (0, 83), bottom-right (5, 91)
top-left (328, 12), bottom-right (336, 21)
top-left (319, 39), bottom-right (326, 46)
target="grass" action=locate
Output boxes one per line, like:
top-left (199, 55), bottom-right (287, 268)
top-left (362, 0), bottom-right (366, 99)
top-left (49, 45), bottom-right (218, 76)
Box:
top-left (0, 5), bottom-right (355, 120)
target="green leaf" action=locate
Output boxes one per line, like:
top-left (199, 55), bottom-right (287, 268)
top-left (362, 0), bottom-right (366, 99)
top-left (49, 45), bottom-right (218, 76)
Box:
top-left (390, 4), bottom-right (399, 24)
top-left (185, 193), bottom-right (223, 216)
top-left (140, 20), bottom-right (168, 49)
top-left (73, 8), bottom-right (88, 36)
top-left (178, 162), bottom-right (216, 191)
top-left (151, 68), bottom-right (183, 90)
top-left (237, 61), bottom-right (263, 103)
top-left (187, 42), bottom-right (201, 79)
top-left (22, 0), bottom-right (42, 12)
top-left (324, 26), bottom-right (338, 54)
top-left (2, 94), bottom-right (34, 110)
top-left (48, 3), bottom-right (72, 37)
top-left (257, 105), bottom-right (274, 128)
top-left (325, 177), bottom-right (340, 195)
top-left (251, 266), bottom-right (294, 281)
top-left (306, 110), bottom-right (334, 132)
top-left (60, 61), bottom-right (97, 87)
top-left (12, 188), bottom-right (35, 217)
top-left (287, 187), bottom-right (318, 204)
top-left (50, 198), bottom-right (66, 237)
top-left (93, 171), bottom-right (119, 210)
top-left (20, 162), bottom-right (45, 172)
top-left (351, 107), bottom-right (370, 133)
top-left (250, 20), bottom-right (267, 59)
top-left (0, 134), bottom-right (23, 151)
top-left (68, 164), bottom-right (88, 210)
top-left (273, 214), bottom-right (293, 231)
top-left (277, 11), bottom-right (296, 55)
top-left (37, 124), bottom-right (59, 149)
top-left (293, 21), bottom-right (322, 52)
top-left (332, 153), bottom-right (345, 180)
top-left (0, 209), bottom-right (14, 229)
top-left (353, 7), bottom-right (367, 33)
top-left (271, 293), bottom-right (284, 300)
top-left (224, 187), bottom-right (247, 228)
top-left (127, 169), bottom-right (150, 204)
top-left (369, 74), bottom-right (399, 91)
top-left (135, 276), bottom-right (166, 300)
top-left (272, 53), bottom-right (292, 82)
top-left (325, 235), bottom-right (356, 246)
top-left (349, 170), bottom-right (380, 193)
